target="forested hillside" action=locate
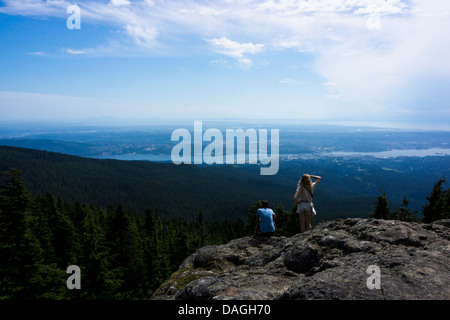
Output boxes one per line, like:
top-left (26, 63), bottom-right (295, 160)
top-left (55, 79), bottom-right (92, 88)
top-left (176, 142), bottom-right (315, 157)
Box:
top-left (0, 146), bottom-right (288, 221)
top-left (0, 146), bottom-right (372, 221)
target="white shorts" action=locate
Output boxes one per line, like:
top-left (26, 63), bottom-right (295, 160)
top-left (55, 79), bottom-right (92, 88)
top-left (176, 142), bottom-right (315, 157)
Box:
top-left (297, 202), bottom-right (312, 214)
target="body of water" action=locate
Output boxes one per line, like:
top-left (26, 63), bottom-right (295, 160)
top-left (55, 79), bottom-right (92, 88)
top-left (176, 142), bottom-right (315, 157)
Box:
top-left (325, 148), bottom-right (450, 158)
top-left (91, 148), bottom-right (450, 162)
top-left (92, 154), bottom-right (173, 162)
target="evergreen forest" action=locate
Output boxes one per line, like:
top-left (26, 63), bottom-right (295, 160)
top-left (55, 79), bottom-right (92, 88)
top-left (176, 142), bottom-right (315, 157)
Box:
top-left (0, 169), bottom-right (249, 299)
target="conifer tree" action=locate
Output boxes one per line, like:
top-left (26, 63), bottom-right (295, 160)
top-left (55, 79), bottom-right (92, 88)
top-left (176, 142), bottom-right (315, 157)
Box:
top-left (34, 193), bottom-right (79, 268)
top-left (394, 196), bottom-right (419, 222)
top-left (245, 200), bottom-right (261, 235)
top-left (0, 170), bottom-right (64, 299)
top-left (107, 204), bottom-right (146, 299)
top-left (32, 194), bottom-right (56, 264)
top-left (422, 177), bottom-right (446, 223)
top-left (444, 188), bottom-right (450, 219)
top-left (143, 208), bottom-right (159, 294)
top-left (79, 206), bottom-right (120, 299)
top-left (272, 204), bottom-right (297, 237)
top-left (371, 190), bottom-right (392, 220)
top-left (198, 211), bottom-right (205, 247)
top-left (274, 205), bottom-right (288, 236)
top-left (152, 213), bottom-right (170, 286)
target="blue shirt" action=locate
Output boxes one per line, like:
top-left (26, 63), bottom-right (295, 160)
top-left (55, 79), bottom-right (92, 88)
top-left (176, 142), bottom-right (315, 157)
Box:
top-left (257, 208), bottom-right (275, 233)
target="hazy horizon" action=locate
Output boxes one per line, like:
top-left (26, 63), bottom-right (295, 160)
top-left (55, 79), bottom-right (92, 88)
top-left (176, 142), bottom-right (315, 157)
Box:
top-left (1, 117), bottom-right (449, 132)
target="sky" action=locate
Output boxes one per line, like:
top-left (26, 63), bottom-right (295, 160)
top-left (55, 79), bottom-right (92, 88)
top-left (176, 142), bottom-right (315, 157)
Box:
top-left (0, 0), bottom-right (449, 129)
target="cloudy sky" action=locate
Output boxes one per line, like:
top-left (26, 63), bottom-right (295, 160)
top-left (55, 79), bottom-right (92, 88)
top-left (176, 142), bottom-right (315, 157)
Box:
top-left (0, 0), bottom-right (449, 128)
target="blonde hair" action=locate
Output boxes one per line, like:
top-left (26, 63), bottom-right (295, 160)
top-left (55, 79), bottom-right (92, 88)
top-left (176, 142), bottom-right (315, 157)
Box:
top-left (298, 174), bottom-right (313, 194)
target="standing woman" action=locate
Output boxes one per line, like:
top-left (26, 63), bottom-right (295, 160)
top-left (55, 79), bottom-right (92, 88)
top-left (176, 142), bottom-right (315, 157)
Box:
top-left (293, 174), bottom-right (321, 233)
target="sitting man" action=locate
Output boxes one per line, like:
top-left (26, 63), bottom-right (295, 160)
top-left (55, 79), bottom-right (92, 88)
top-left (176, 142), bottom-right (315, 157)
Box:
top-left (254, 200), bottom-right (276, 236)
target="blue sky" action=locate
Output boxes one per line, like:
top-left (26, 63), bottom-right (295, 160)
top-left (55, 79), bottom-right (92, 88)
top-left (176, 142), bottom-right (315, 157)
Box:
top-left (0, 0), bottom-right (449, 129)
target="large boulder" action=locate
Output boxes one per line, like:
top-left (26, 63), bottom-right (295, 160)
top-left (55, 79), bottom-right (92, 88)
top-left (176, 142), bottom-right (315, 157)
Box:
top-left (152, 218), bottom-right (450, 300)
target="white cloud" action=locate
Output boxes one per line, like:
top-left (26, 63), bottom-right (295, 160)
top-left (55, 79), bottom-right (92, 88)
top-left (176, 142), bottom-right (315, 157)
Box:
top-left (125, 24), bottom-right (158, 48)
top-left (109, 0), bottom-right (131, 6)
top-left (207, 37), bottom-right (264, 68)
top-left (27, 51), bottom-right (45, 56)
top-left (63, 48), bottom-right (91, 55)
top-left (208, 37), bottom-right (264, 58)
top-left (280, 79), bottom-right (306, 86)
top-left (311, 0), bottom-right (450, 118)
top-left (0, 1), bottom-right (413, 55)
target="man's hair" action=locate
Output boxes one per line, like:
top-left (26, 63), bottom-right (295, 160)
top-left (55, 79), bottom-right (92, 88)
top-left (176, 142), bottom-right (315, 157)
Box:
top-left (261, 200), bottom-right (269, 208)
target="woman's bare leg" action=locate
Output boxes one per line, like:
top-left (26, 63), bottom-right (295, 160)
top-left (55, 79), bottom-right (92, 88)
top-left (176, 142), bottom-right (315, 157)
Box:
top-left (299, 212), bottom-right (306, 233)
top-left (305, 213), bottom-right (312, 231)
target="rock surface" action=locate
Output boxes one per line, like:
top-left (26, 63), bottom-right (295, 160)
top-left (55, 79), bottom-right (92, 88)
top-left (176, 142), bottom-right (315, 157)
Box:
top-left (151, 218), bottom-right (450, 300)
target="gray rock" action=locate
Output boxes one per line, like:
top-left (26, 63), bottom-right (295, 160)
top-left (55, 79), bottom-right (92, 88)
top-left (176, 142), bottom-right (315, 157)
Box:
top-left (151, 218), bottom-right (450, 300)
top-left (283, 241), bottom-right (322, 274)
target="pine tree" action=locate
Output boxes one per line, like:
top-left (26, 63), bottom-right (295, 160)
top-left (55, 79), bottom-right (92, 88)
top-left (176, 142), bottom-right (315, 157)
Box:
top-left (371, 190), bottom-right (392, 220)
top-left (272, 204), bottom-right (298, 236)
top-left (286, 203), bottom-right (301, 236)
top-left (169, 226), bottom-right (189, 271)
top-left (444, 188), bottom-right (450, 219)
top-left (422, 177), bottom-right (446, 223)
top-left (34, 193), bottom-right (79, 268)
top-left (32, 194), bottom-right (56, 265)
top-left (150, 213), bottom-right (169, 287)
top-left (394, 196), bottom-right (419, 222)
top-left (245, 200), bottom-right (261, 235)
top-left (0, 170), bottom-right (64, 299)
top-left (273, 205), bottom-right (287, 236)
top-left (79, 205), bottom-right (120, 299)
top-left (143, 208), bottom-right (159, 294)
top-left (107, 204), bottom-right (146, 299)
top-left (197, 211), bottom-right (205, 247)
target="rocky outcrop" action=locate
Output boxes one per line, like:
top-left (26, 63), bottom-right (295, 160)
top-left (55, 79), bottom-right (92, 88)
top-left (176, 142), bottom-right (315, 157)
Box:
top-left (152, 218), bottom-right (450, 300)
